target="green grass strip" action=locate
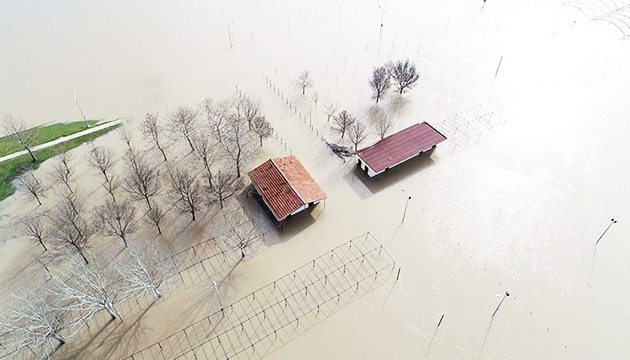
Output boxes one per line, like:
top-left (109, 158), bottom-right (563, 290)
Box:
top-left (0, 120), bottom-right (100, 157)
top-left (0, 123), bottom-right (120, 202)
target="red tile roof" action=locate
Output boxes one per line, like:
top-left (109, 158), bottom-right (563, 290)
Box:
top-left (356, 122), bottom-right (446, 174)
top-left (248, 156), bottom-right (327, 221)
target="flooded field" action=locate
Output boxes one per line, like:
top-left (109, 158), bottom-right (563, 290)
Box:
top-left (1, 0), bottom-right (629, 359)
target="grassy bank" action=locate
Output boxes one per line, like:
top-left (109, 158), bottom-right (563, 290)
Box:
top-left (0, 124), bottom-right (120, 202)
top-left (0, 120), bottom-right (99, 157)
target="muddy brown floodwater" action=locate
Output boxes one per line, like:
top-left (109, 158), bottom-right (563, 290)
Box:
top-left (1, 0), bottom-right (630, 359)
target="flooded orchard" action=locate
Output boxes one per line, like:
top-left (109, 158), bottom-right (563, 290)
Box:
top-left (1, 0), bottom-right (629, 359)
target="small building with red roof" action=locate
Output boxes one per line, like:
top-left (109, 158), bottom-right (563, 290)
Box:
top-left (356, 122), bottom-right (446, 177)
top-left (248, 156), bottom-right (327, 222)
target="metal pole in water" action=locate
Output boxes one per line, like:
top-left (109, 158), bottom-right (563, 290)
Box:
top-left (212, 280), bottom-right (225, 317)
top-left (73, 91), bottom-right (90, 128)
top-left (596, 218), bottom-right (617, 245)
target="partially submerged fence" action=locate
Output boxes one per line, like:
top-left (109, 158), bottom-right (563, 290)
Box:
top-left (126, 233), bottom-right (396, 360)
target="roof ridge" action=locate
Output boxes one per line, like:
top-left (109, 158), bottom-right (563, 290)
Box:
top-left (271, 157), bottom-right (307, 206)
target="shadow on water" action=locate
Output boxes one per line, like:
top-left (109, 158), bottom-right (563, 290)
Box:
top-left (343, 151), bottom-right (436, 199)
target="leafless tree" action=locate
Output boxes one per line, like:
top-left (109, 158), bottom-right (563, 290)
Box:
top-left (48, 191), bottom-right (92, 264)
top-left (146, 202), bottom-right (165, 235)
top-left (93, 200), bottom-right (136, 248)
top-left (251, 116), bottom-right (273, 147)
top-left (118, 125), bottom-right (135, 152)
top-left (348, 121), bottom-right (368, 152)
top-left (86, 144), bottom-right (116, 184)
top-left (166, 165), bottom-right (205, 221)
top-left (102, 172), bottom-right (121, 202)
top-left (234, 95), bottom-right (261, 130)
top-left (388, 59), bottom-right (420, 94)
top-left (330, 110), bottom-right (356, 140)
top-left (369, 65), bottom-right (392, 103)
top-left (140, 113), bottom-right (168, 161)
top-left (17, 214), bottom-right (49, 251)
top-left (222, 214), bottom-right (262, 259)
top-left (0, 290), bottom-right (68, 357)
top-left (208, 171), bottom-right (242, 209)
top-left (192, 132), bottom-right (219, 189)
top-left (370, 110), bottom-right (395, 140)
top-left (223, 114), bottom-right (254, 178)
top-left (324, 102), bottom-right (338, 122)
top-left (168, 106), bottom-right (198, 152)
top-left (200, 98), bottom-right (232, 144)
top-left (116, 240), bottom-right (177, 301)
top-left (51, 151), bottom-right (75, 194)
top-left (48, 256), bottom-right (123, 325)
top-left (122, 149), bottom-right (161, 210)
top-left (18, 171), bottom-right (44, 205)
top-left (295, 70), bottom-right (314, 95)
top-left (2, 113), bottom-right (39, 162)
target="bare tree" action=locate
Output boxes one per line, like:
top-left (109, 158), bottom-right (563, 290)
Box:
top-left (51, 151), bottom-right (75, 194)
top-left (201, 98), bottom-right (233, 144)
top-left (48, 191), bottom-right (92, 264)
top-left (122, 149), bottom-right (161, 210)
top-left (146, 202), bottom-right (165, 235)
top-left (17, 214), bottom-right (49, 251)
top-left (18, 171), bottom-right (44, 205)
top-left (234, 95), bottom-right (261, 130)
top-left (223, 114), bottom-right (254, 178)
top-left (140, 113), bottom-right (168, 161)
top-left (93, 200), bottom-right (136, 248)
top-left (192, 132), bottom-right (218, 189)
top-left (102, 172), bottom-right (121, 202)
top-left (116, 240), bottom-right (177, 301)
top-left (86, 144), bottom-right (116, 183)
top-left (2, 113), bottom-right (39, 162)
top-left (370, 111), bottom-right (395, 140)
top-left (168, 106), bottom-right (198, 152)
top-left (0, 290), bottom-right (68, 357)
top-left (118, 125), bottom-right (135, 152)
top-left (311, 91), bottom-right (320, 107)
top-left (388, 59), bottom-right (420, 94)
top-left (295, 70), bottom-right (314, 95)
top-left (222, 214), bottom-right (262, 259)
top-left (330, 110), bottom-right (356, 140)
top-left (348, 121), bottom-right (368, 152)
top-left (48, 256), bottom-right (123, 324)
top-left (324, 102), bottom-right (338, 122)
top-left (369, 65), bottom-right (392, 103)
top-left (251, 116), bottom-right (273, 147)
top-left (166, 165), bottom-right (205, 221)
top-left (208, 171), bottom-right (242, 209)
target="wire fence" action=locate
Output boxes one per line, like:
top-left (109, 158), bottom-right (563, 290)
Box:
top-left (125, 232), bottom-right (395, 360)
top-left (560, 0), bottom-right (630, 40)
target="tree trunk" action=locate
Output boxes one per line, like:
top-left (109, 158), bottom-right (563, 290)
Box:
top-left (121, 235), bottom-right (127, 248)
top-left (156, 223), bottom-right (162, 235)
top-left (75, 245), bottom-right (89, 264)
top-left (109, 190), bottom-right (117, 203)
top-left (105, 303), bottom-right (117, 320)
top-left (158, 145), bottom-right (167, 161)
top-left (219, 195), bottom-right (224, 209)
top-left (145, 196), bottom-right (152, 211)
top-left (39, 238), bottom-right (47, 251)
top-left (302, 85), bottom-right (306, 94)
top-left (186, 137), bottom-right (195, 152)
top-left (103, 171), bottom-right (109, 184)
top-left (153, 287), bottom-right (162, 300)
top-left (26, 147), bottom-right (37, 163)
top-left (52, 334), bottom-right (65, 346)
top-left (259, 136), bottom-right (263, 147)
top-left (34, 193), bottom-right (42, 206)
top-left (191, 208), bottom-right (196, 221)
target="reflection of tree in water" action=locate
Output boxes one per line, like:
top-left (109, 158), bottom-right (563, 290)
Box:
top-left (562, 0), bottom-right (630, 40)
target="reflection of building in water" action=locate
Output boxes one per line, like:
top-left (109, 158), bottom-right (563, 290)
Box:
top-left (248, 156), bottom-right (327, 223)
top-left (356, 122), bottom-right (446, 177)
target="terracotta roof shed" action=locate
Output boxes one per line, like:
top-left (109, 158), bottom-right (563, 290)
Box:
top-left (248, 156), bottom-right (327, 221)
top-left (356, 122), bottom-right (446, 177)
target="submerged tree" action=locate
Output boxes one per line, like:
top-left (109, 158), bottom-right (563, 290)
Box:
top-left (251, 116), bottom-right (273, 147)
top-left (116, 240), bottom-right (177, 301)
top-left (166, 165), bottom-right (205, 221)
top-left (192, 132), bottom-right (219, 189)
top-left (168, 106), bottom-right (198, 152)
top-left (330, 110), bottom-right (356, 140)
top-left (223, 214), bottom-right (262, 259)
top-left (369, 65), bottom-right (392, 103)
top-left (86, 144), bottom-right (117, 183)
top-left (48, 190), bottom-right (92, 264)
top-left (18, 171), bottom-right (44, 205)
top-left (146, 202), bottom-right (165, 235)
top-left (0, 290), bottom-right (68, 357)
top-left (223, 114), bottom-right (253, 178)
top-left (51, 151), bottom-right (75, 194)
top-left (295, 70), bottom-right (314, 95)
top-left (208, 171), bottom-right (242, 209)
top-left (324, 102), bottom-right (338, 122)
top-left (348, 120), bottom-right (368, 152)
top-left (234, 95), bottom-right (261, 130)
top-left (388, 59), bottom-right (420, 94)
top-left (122, 149), bottom-right (161, 210)
top-left (93, 200), bottom-right (136, 248)
top-left (17, 213), bottom-right (49, 251)
top-left (370, 110), bottom-right (395, 140)
top-left (140, 112), bottom-right (168, 161)
top-left (2, 113), bottom-right (39, 162)
top-left (48, 256), bottom-right (123, 324)
top-left (201, 98), bottom-right (233, 144)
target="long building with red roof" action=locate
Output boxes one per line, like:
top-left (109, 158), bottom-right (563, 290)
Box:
top-left (248, 156), bottom-right (327, 222)
top-left (356, 122), bottom-right (446, 177)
